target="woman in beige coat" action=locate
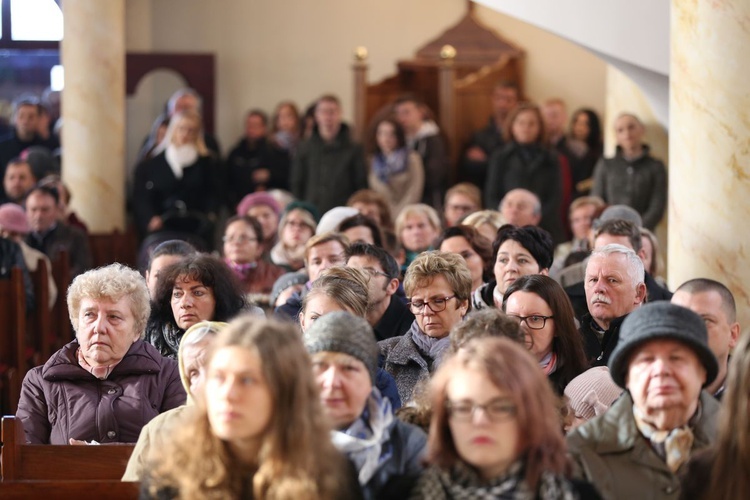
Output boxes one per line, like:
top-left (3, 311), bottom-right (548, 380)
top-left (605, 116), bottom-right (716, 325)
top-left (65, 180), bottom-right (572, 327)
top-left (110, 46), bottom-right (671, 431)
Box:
top-left (368, 118), bottom-right (424, 218)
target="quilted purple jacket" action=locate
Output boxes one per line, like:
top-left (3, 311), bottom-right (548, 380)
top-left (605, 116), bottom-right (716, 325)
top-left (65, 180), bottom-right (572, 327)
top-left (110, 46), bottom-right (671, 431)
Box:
top-left (16, 339), bottom-right (186, 444)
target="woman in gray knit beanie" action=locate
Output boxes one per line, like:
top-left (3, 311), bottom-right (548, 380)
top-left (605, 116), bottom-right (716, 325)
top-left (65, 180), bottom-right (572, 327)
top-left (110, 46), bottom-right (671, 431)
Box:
top-left (304, 311), bottom-right (427, 500)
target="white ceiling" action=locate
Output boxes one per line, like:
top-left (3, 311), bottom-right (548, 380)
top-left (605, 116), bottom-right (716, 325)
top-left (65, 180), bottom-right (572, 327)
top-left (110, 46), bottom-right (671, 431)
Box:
top-left (475, 0), bottom-right (670, 126)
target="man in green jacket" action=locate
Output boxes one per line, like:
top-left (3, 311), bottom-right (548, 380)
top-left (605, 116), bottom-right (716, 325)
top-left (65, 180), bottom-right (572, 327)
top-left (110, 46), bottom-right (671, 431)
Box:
top-left (291, 95), bottom-right (366, 215)
top-left (567, 302), bottom-right (720, 500)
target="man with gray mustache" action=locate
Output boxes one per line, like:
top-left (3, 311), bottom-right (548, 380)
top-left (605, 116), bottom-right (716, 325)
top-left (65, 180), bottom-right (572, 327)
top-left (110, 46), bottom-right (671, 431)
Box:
top-left (580, 244), bottom-right (647, 366)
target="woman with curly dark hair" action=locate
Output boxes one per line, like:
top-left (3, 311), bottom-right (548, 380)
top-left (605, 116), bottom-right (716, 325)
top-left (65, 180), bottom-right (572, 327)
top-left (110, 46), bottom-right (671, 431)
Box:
top-left (145, 253), bottom-right (247, 358)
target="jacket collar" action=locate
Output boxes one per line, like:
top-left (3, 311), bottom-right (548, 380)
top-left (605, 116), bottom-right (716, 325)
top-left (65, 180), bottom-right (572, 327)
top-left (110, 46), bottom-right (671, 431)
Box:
top-left (586, 391), bottom-right (719, 470)
top-left (586, 312), bottom-right (628, 334)
top-left (384, 321), bottom-right (429, 369)
top-left (42, 339), bottom-right (163, 381)
top-left (373, 295), bottom-right (414, 340)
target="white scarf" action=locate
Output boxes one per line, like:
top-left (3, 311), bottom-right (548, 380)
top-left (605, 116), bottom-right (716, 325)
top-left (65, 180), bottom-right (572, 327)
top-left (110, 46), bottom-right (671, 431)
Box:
top-left (165, 144), bottom-right (198, 179)
top-left (331, 389), bottom-right (393, 485)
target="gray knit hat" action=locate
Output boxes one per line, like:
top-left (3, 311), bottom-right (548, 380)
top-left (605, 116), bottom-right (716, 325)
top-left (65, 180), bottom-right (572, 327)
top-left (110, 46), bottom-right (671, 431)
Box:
top-left (608, 302), bottom-right (718, 388)
top-left (593, 204), bottom-right (643, 230)
top-left (303, 311), bottom-right (379, 382)
top-left (270, 271), bottom-right (308, 307)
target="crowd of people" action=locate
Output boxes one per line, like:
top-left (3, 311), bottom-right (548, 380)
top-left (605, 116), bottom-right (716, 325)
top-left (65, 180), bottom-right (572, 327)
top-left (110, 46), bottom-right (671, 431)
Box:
top-left (1, 84), bottom-right (746, 499)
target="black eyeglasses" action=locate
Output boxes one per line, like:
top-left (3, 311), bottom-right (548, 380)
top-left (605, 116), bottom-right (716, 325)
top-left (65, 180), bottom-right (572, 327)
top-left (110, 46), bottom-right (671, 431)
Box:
top-left (447, 398), bottom-right (516, 423)
top-left (407, 296), bottom-right (456, 314)
top-left (361, 267), bottom-right (389, 279)
top-left (505, 314), bottom-right (554, 330)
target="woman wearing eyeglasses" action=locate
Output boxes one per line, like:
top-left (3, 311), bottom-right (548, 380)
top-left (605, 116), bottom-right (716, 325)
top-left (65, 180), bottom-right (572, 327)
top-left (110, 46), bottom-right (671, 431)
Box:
top-left (222, 215), bottom-right (284, 298)
top-left (502, 274), bottom-right (588, 395)
top-left (379, 251), bottom-right (472, 404)
top-left (411, 336), bottom-right (597, 499)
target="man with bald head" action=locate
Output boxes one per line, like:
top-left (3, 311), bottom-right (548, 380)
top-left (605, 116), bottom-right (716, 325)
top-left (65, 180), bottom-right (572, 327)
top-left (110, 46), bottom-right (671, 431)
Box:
top-left (499, 188), bottom-right (541, 227)
top-left (672, 278), bottom-right (740, 399)
top-left (580, 244), bottom-right (647, 366)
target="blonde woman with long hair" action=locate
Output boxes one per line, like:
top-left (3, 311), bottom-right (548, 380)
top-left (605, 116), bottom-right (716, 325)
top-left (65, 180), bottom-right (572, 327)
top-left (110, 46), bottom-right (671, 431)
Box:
top-left (143, 316), bottom-right (362, 499)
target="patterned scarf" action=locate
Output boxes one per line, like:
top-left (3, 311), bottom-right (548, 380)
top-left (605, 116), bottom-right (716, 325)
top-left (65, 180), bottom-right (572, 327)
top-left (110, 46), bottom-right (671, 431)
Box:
top-left (410, 325), bottom-right (451, 366)
top-left (331, 389), bottom-right (394, 485)
top-left (539, 351), bottom-right (558, 375)
top-left (633, 405), bottom-right (695, 472)
top-left (145, 321), bottom-right (184, 359)
top-left (77, 347), bottom-right (121, 380)
top-left (372, 148), bottom-right (409, 184)
top-left (224, 258), bottom-right (258, 280)
top-left (415, 460), bottom-right (577, 500)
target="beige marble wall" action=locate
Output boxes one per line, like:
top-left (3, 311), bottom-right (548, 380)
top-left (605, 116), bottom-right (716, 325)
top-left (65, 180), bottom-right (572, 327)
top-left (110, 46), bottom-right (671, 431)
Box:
top-left (61, 0), bottom-right (126, 232)
top-left (605, 65), bottom-right (670, 278)
top-left (670, 0), bottom-right (750, 328)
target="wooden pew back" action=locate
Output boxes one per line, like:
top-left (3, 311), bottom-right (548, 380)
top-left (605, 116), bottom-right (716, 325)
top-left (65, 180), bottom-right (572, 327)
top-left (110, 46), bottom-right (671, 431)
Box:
top-left (88, 229), bottom-right (138, 269)
top-left (50, 250), bottom-right (72, 351)
top-left (0, 268), bottom-right (27, 415)
top-left (1, 416), bottom-right (135, 481)
top-left (0, 480), bottom-right (139, 499)
top-left (28, 257), bottom-right (52, 364)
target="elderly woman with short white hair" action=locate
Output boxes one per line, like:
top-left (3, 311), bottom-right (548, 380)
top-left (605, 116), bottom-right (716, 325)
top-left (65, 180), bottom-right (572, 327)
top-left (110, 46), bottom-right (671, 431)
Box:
top-left (567, 301), bottom-right (720, 499)
top-left (16, 263), bottom-right (186, 444)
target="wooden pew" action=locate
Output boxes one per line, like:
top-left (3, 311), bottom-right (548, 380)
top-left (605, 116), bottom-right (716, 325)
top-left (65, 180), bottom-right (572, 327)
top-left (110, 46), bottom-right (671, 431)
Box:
top-left (88, 229), bottom-right (139, 269)
top-left (1, 416), bottom-right (135, 481)
top-left (0, 268), bottom-right (27, 415)
top-left (28, 257), bottom-right (52, 365)
top-left (0, 480), bottom-right (139, 499)
top-left (49, 250), bottom-right (72, 351)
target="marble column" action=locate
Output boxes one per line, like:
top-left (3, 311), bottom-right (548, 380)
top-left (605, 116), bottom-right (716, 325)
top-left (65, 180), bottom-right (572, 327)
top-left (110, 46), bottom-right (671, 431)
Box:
top-left (670, 0), bottom-right (750, 328)
top-left (61, 0), bottom-right (126, 232)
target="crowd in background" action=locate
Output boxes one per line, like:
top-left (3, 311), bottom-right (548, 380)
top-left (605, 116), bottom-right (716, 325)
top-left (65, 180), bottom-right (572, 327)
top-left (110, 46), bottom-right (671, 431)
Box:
top-left (0, 84), bottom-right (746, 500)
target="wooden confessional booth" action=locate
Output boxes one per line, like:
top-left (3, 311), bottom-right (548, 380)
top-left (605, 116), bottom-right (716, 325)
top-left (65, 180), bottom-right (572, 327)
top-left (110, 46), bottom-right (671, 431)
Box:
top-left (352, 5), bottom-right (525, 183)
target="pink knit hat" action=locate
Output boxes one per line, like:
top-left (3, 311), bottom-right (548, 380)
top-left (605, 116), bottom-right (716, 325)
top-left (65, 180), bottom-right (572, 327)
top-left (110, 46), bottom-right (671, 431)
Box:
top-left (236, 192), bottom-right (282, 218)
top-left (564, 366), bottom-right (622, 421)
top-left (0, 203), bottom-right (30, 234)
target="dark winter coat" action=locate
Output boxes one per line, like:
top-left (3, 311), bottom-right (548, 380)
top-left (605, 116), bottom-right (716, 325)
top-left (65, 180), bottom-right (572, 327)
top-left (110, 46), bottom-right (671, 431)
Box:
top-left (567, 392), bottom-right (719, 500)
top-left (25, 222), bottom-right (93, 278)
top-left (591, 146), bottom-right (667, 230)
top-left (291, 124), bottom-right (366, 214)
top-left (361, 419), bottom-right (427, 500)
top-left (485, 142), bottom-right (565, 243)
top-left (16, 339), bottom-right (186, 444)
top-left (225, 136), bottom-right (291, 209)
top-left (132, 152), bottom-right (220, 238)
top-left (379, 321), bottom-right (447, 404)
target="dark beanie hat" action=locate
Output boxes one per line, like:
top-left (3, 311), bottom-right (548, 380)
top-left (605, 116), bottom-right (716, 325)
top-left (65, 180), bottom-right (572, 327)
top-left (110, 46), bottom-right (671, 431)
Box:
top-left (303, 311), bottom-right (379, 382)
top-left (608, 302), bottom-right (718, 388)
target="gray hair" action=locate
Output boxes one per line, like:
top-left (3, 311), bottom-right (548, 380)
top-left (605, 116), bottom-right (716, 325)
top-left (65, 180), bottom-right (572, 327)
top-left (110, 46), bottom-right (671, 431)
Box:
top-left (499, 188), bottom-right (542, 216)
top-left (67, 263), bottom-right (151, 337)
top-left (589, 244), bottom-right (644, 288)
top-left (167, 88), bottom-right (203, 115)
